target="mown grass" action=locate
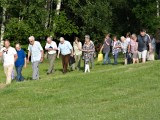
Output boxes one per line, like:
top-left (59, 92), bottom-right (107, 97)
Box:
top-left (0, 57), bottom-right (160, 120)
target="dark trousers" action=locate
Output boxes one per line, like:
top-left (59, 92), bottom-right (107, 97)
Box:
top-left (62, 54), bottom-right (70, 73)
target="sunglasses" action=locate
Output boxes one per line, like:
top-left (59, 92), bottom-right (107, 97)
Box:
top-left (3, 50), bottom-right (8, 54)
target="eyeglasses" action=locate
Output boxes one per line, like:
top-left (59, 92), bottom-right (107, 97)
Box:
top-left (3, 50), bottom-right (8, 54)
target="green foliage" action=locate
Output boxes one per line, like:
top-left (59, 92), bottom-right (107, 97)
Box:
top-left (52, 12), bottom-right (79, 36)
top-left (132, 0), bottom-right (160, 33)
top-left (1, 0), bottom-right (160, 44)
top-left (5, 18), bottom-right (32, 44)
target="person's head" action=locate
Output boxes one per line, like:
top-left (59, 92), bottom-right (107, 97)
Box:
top-left (15, 43), bottom-right (21, 51)
top-left (47, 37), bottom-right (52, 44)
top-left (120, 36), bottom-right (126, 42)
top-left (150, 35), bottom-right (153, 40)
top-left (74, 37), bottom-right (80, 43)
top-left (85, 35), bottom-right (90, 43)
top-left (140, 29), bottom-right (146, 36)
top-left (4, 39), bottom-right (10, 48)
top-left (131, 34), bottom-right (137, 41)
top-left (126, 32), bottom-right (131, 38)
top-left (113, 36), bottom-right (118, 41)
top-left (28, 36), bottom-right (35, 45)
top-left (105, 33), bottom-right (111, 39)
top-left (60, 37), bottom-right (65, 44)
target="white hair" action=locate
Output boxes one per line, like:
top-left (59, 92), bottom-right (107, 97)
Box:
top-left (28, 36), bottom-right (35, 41)
top-left (120, 36), bottom-right (126, 40)
top-left (60, 37), bottom-right (64, 41)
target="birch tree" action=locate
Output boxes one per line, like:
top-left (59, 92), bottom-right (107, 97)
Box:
top-left (0, 7), bottom-right (6, 49)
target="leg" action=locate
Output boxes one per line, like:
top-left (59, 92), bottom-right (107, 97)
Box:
top-left (47, 54), bottom-right (56, 74)
top-left (114, 53), bottom-right (118, 65)
top-left (64, 54), bottom-right (70, 73)
top-left (61, 55), bottom-right (65, 73)
top-left (19, 66), bottom-right (24, 81)
top-left (5, 65), bottom-right (14, 84)
top-left (90, 55), bottom-right (94, 69)
top-left (32, 61), bottom-right (39, 80)
top-left (103, 53), bottom-right (108, 64)
top-left (76, 55), bottom-right (81, 70)
top-left (16, 67), bottom-right (21, 81)
top-left (142, 50), bottom-right (147, 63)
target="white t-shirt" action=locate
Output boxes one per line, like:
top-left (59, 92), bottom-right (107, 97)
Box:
top-left (45, 41), bottom-right (57, 54)
top-left (126, 37), bottom-right (131, 44)
top-left (0, 47), bottom-right (17, 66)
top-left (28, 41), bottom-right (43, 62)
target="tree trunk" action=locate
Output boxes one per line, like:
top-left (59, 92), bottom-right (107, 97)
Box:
top-left (157, 0), bottom-right (159, 18)
top-left (51, 0), bottom-right (62, 37)
top-left (0, 7), bottom-right (6, 49)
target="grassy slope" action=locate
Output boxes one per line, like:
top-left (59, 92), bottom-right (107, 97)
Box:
top-left (0, 59), bottom-right (160, 120)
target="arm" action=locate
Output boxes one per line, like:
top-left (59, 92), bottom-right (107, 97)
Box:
top-left (57, 44), bottom-right (60, 58)
top-left (14, 54), bottom-right (18, 62)
top-left (78, 42), bottom-right (82, 50)
top-left (24, 58), bottom-right (27, 68)
top-left (57, 50), bottom-right (60, 58)
top-left (0, 52), bottom-right (2, 57)
top-left (40, 50), bottom-right (44, 62)
top-left (27, 51), bottom-right (31, 63)
top-left (100, 44), bottom-right (104, 52)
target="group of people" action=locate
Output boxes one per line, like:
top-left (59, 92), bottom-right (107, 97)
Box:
top-left (100, 29), bottom-right (156, 65)
top-left (0, 35), bottom-right (95, 84)
top-left (0, 28), bottom-right (157, 85)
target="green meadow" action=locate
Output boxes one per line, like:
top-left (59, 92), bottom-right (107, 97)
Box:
top-left (0, 58), bottom-right (160, 120)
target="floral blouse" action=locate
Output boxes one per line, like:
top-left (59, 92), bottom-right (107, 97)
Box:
top-left (82, 42), bottom-right (95, 61)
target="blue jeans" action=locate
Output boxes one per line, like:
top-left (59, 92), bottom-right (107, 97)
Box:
top-left (113, 53), bottom-right (119, 65)
top-left (15, 66), bottom-right (24, 81)
top-left (103, 52), bottom-right (111, 64)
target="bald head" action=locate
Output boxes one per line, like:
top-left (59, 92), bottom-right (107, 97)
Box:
top-left (60, 37), bottom-right (65, 44)
top-left (47, 37), bottom-right (52, 44)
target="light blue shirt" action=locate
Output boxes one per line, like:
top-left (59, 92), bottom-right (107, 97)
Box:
top-left (28, 41), bottom-right (43, 62)
top-left (58, 40), bottom-right (73, 55)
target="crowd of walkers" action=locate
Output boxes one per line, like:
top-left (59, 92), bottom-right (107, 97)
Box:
top-left (0, 28), bottom-right (160, 84)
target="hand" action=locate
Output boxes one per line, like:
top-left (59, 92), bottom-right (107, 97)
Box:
top-left (70, 54), bottom-right (74, 57)
top-left (27, 59), bottom-right (30, 63)
top-left (24, 64), bottom-right (27, 68)
top-left (40, 57), bottom-right (44, 62)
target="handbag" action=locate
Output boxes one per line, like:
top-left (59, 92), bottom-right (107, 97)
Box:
top-left (97, 52), bottom-right (103, 62)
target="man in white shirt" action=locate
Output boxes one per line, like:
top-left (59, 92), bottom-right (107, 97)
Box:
top-left (45, 37), bottom-right (57, 74)
top-left (0, 40), bottom-right (18, 84)
top-left (57, 37), bottom-right (73, 74)
top-left (27, 36), bottom-right (44, 80)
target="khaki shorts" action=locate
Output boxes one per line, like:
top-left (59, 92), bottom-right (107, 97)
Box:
top-left (138, 50), bottom-right (147, 59)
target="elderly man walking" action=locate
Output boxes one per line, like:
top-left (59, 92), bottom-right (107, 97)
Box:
top-left (45, 37), bottom-right (57, 75)
top-left (57, 37), bottom-right (73, 74)
top-left (27, 36), bottom-right (44, 80)
top-left (15, 43), bottom-right (27, 82)
top-left (0, 40), bottom-right (18, 84)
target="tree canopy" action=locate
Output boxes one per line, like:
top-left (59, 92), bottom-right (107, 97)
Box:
top-left (0, 0), bottom-right (160, 43)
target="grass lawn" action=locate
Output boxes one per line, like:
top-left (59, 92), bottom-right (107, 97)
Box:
top-left (0, 57), bottom-right (160, 120)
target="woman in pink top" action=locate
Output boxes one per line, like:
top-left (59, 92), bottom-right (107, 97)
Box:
top-left (129, 34), bottom-right (139, 64)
